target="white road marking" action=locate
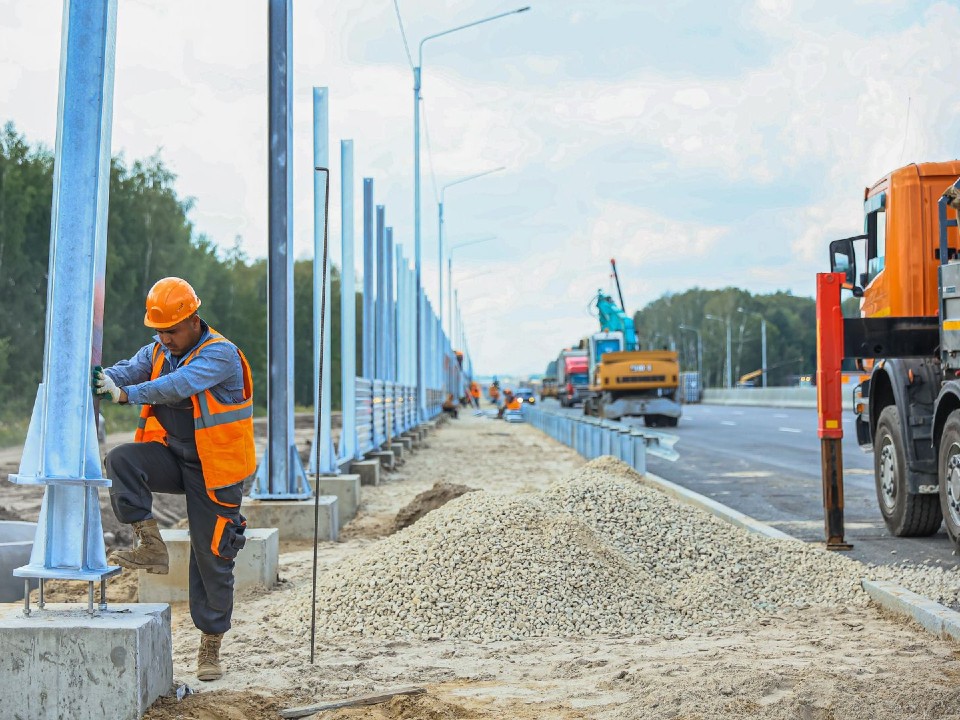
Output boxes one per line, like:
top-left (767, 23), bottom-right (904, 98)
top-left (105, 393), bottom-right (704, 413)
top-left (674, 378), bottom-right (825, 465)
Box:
top-left (778, 427), bottom-right (802, 433)
top-left (774, 414), bottom-right (788, 418)
top-left (721, 421), bottom-right (737, 426)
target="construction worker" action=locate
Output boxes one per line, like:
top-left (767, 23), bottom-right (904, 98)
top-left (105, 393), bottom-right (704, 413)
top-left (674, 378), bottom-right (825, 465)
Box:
top-left (469, 381), bottom-right (481, 409)
top-left (488, 383), bottom-right (500, 405)
top-left (92, 277), bottom-right (255, 683)
top-left (497, 389), bottom-right (522, 418)
top-left (442, 393), bottom-right (459, 419)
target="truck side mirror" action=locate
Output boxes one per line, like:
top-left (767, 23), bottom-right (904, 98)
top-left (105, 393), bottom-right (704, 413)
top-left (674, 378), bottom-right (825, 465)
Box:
top-left (829, 235), bottom-right (866, 297)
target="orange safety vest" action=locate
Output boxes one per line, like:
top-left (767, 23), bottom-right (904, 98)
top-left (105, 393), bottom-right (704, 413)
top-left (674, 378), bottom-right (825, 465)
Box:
top-left (134, 329), bottom-right (256, 490)
top-left (505, 397), bottom-right (522, 410)
top-left (470, 384), bottom-right (480, 399)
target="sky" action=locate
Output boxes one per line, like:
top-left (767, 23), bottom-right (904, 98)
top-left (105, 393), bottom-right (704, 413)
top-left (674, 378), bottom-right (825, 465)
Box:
top-left (2, 0), bottom-right (960, 375)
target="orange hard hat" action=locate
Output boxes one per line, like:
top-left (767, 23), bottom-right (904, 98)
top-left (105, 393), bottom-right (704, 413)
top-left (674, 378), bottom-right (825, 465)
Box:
top-left (144, 277), bottom-right (201, 329)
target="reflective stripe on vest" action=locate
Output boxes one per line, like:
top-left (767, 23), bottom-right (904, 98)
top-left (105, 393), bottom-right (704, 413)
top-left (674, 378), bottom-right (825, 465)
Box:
top-left (134, 328), bottom-right (256, 489)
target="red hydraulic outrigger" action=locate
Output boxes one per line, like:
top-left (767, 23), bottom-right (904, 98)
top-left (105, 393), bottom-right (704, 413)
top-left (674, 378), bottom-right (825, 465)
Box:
top-left (816, 272), bottom-right (853, 550)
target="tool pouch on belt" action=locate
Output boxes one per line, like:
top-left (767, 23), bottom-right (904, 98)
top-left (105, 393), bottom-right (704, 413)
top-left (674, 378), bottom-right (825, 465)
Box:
top-left (211, 514), bottom-right (247, 560)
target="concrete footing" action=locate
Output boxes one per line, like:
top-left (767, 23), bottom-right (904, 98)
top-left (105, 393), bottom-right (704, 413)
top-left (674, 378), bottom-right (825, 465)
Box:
top-left (138, 528), bottom-right (280, 603)
top-left (0, 521), bottom-right (37, 602)
top-left (367, 450), bottom-right (396, 470)
top-left (0, 602), bottom-right (172, 720)
top-left (351, 459), bottom-right (380, 487)
top-left (242, 497), bottom-right (339, 542)
top-left (396, 437), bottom-right (413, 451)
top-left (311, 475), bottom-right (360, 526)
top-left (390, 444), bottom-right (405, 461)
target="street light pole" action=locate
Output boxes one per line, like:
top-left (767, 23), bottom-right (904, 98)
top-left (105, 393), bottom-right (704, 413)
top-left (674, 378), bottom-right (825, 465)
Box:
top-left (705, 314), bottom-right (732, 389)
top-left (448, 236), bottom-right (496, 338)
top-left (413, 6), bottom-right (529, 420)
top-left (738, 308), bottom-right (768, 388)
top-left (678, 324), bottom-right (702, 380)
top-left (439, 168), bottom-right (504, 339)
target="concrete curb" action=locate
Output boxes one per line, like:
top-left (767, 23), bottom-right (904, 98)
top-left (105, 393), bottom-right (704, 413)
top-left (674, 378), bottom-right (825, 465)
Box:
top-left (861, 580), bottom-right (960, 642)
top-left (641, 472), bottom-right (798, 542)
top-left (643, 472), bottom-right (960, 642)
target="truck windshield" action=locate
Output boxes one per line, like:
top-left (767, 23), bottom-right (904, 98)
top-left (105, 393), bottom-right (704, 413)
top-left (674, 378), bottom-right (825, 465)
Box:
top-left (570, 373), bottom-right (589, 385)
top-left (865, 208), bottom-right (886, 283)
top-left (595, 339), bottom-right (620, 361)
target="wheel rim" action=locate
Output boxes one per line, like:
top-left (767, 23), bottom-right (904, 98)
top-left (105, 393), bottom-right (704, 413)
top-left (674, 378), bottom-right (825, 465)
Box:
top-left (878, 437), bottom-right (898, 513)
top-left (945, 443), bottom-right (960, 529)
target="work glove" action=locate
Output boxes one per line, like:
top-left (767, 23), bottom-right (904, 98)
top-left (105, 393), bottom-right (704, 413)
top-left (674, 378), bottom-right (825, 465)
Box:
top-left (92, 366), bottom-right (122, 404)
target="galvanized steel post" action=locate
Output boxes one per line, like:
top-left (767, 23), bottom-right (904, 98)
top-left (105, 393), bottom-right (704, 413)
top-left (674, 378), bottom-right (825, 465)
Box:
top-left (376, 206), bottom-right (387, 380)
top-left (338, 140), bottom-right (358, 463)
top-left (10, 0), bottom-right (120, 592)
top-left (386, 227), bottom-right (395, 382)
top-left (362, 179), bottom-right (375, 379)
top-left (312, 87), bottom-right (337, 475)
top-left (254, 0), bottom-right (309, 497)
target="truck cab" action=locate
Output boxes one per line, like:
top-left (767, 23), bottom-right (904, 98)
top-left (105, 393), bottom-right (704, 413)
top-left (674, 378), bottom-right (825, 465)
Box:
top-left (827, 161), bottom-right (960, 542)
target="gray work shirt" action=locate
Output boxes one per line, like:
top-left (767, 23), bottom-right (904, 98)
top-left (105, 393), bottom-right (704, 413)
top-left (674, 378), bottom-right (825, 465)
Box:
top-left (105, 321), bottom-right (245, 408)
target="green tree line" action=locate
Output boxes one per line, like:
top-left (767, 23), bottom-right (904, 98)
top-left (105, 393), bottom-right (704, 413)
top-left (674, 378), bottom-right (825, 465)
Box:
top-left (0, 122), bottom-right (360, 438)
top-left (631, 287), bottom-right (816, 388)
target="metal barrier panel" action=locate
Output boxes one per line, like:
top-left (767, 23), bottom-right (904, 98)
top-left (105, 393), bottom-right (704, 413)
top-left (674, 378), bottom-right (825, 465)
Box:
top-left (356, 377), bottom-right (374, 455)
top-left (383, 380), bottom-right (395, 440)
top-left (373, 379), bottom-right (386, 446)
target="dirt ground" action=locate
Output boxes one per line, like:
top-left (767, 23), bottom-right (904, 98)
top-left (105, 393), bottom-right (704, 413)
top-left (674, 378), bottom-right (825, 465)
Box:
top-left (7, 409), bottom-right (960, 719)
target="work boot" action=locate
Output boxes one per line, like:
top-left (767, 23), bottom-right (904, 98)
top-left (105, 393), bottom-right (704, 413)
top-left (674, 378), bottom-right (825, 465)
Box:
top-left (197, 632), bottom-right (224, 681)
top-left (109, 519), bottom-right (169, 574)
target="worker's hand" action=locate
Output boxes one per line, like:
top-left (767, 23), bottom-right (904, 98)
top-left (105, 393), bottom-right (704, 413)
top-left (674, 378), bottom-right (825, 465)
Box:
top-left (92, 367), bottom-right (122, 404)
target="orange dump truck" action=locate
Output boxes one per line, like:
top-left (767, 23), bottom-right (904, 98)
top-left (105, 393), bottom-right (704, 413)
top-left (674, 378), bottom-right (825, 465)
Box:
top-left (825, 161), bottom-right (960, 545)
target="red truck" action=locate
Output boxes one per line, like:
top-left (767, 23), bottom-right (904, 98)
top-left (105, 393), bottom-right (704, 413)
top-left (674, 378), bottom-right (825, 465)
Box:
top-left (556, 348), bottom-right (589, 407)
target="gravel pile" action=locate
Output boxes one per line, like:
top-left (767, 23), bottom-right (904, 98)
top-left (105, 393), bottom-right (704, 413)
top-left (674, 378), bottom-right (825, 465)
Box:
top-left (299, 457), bottom-right (878, 641)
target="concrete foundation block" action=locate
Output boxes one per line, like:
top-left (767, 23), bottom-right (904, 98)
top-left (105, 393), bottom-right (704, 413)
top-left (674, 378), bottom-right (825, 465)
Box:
top-left (313, 475), bottom-right (360, 525)
top-left (366, 450), bottom-right (396, 471)
top-left (390, 443), bottom-right (405, 461)
top-left (396, 437), bottom-right (413, 451)
top-left (0, 602), bottom-right (172, 720)
top-left (0, 521), bottom-right (37, 602)
top-left (351, 459), bottom-right (380, 487)
top-left (138, 528), bottom-right (280, 603)
top-left (242, 497), bottom-right (339, 542)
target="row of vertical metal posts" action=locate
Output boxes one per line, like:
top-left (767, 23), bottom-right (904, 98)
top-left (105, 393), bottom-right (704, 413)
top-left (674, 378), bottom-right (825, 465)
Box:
top-left (522, 404), bottom-right (647, 475)
top-left (252, 0), bottom-right (472, 495)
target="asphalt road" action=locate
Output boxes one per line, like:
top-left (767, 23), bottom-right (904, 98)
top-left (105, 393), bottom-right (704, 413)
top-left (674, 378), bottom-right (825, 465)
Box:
top-left (551, 400), bottom-right (959, 569)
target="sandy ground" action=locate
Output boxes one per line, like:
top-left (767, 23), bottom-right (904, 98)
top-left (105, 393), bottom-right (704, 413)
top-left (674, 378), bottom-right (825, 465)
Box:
top-left (7, 408), bottom-right (960, 718)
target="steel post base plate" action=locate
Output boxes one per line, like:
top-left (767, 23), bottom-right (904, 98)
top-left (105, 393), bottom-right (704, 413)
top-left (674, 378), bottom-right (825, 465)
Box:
top-left (14, 565), bottom-right (122, 581)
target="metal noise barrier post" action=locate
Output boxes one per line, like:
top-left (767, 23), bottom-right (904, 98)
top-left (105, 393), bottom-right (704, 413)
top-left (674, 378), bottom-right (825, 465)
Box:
top-left (310, 166), bottom-right (330, 664)
top-left (521, 404), bottom-right (646, 476)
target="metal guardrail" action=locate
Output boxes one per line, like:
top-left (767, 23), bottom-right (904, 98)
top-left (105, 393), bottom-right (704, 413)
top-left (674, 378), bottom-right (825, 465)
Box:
top-left (522, 403), bottom-right (681, 471)
top-left (354, 377), bottom-right (443, 457)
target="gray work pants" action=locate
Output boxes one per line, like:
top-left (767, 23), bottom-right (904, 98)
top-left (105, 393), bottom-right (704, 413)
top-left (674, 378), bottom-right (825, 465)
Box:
top-left (105, 441), bottom-right (246, 635)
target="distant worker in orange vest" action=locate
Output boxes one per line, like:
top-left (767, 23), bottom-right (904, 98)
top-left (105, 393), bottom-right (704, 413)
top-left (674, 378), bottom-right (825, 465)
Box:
top-left (497, 389), bottom-right (522, 418)
top-left (442, 393), bottom-right (459, 419)
top-left (489, 383), bottom-right (500, 404)
top-left (92, 277), bottom-right (255, 683)
top-left (469, 381), bottom-right (481, 409)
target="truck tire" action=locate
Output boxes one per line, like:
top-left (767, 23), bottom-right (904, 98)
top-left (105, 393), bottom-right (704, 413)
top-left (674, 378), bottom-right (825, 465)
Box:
top-left (874, 406), bottom-right (941, 536)
top-left (938, 411), bottom-right (960, 546)
top-left (663, 416), bottom-right (679, 427)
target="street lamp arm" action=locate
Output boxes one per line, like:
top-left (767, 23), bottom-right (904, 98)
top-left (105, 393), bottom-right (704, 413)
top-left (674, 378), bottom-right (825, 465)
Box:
top-left (451, 235), bottom-right (497, 252)
top-left (441, 167), bottom-right (506, 203)
top-left (418, 7), bottom-right (531, 66)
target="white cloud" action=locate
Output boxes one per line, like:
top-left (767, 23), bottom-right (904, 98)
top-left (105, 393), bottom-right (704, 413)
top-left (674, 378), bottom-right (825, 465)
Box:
top-left (4, 0), bottom-right (960, 376)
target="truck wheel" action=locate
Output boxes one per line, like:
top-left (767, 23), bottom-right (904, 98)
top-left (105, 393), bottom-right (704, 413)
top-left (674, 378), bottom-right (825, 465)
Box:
top-left (875, 406), bottom-right (941, 536)
top-left (938, 411), bottom-right (960, 545)
top-left (663, 416), bottom-right (679, 427)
